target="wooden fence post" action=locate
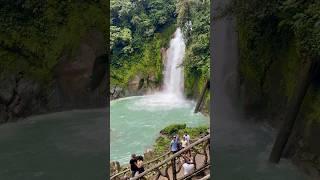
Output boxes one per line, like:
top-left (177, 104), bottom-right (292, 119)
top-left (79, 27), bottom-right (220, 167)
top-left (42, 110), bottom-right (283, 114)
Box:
top-left (172, 157), bottom-right (177, 180)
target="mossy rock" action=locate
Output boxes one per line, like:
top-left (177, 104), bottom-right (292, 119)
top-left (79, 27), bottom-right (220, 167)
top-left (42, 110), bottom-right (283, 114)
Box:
top-left (160, 124), bottom-right (187, 136)
top-left (154, 124), bottom-right (209, 155)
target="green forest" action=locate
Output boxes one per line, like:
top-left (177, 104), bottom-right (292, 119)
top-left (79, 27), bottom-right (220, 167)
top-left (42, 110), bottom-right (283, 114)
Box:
top-left (0, 0), bottom-right (108, 83)
top-left (0, 1), bottom-right (108, 122)
top-left (230, 0), bottom-right (320, 172)
top-left (110, 0), bottom-right (210, 102)
top-left (1, 0), bottom-right (320, 179)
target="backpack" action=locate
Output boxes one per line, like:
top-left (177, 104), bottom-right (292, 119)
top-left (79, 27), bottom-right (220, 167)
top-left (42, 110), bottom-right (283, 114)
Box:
top-left (177, 139), bottom-right (182, 150)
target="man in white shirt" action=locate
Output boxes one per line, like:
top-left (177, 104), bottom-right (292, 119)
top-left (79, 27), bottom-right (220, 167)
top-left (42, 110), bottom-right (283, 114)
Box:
top-left (182, 155), bottom-right (194, 176)
top-left (183, 133), bottom-right (190, 144)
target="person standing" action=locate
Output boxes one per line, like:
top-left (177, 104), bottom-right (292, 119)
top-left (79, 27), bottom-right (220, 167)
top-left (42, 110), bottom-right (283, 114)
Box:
top-left (182, 154), bottom-right (194, 176)
top-left (183, 133), bottom-right (192, 156)
top-left (135, 155), bottom-right (145, 176)
top-left (170, 136), bottom-right (179, 153)
top-left (129, 154), bottom-right (138, 177)
top-left (183, 133), bottom-right (190, 144)
top-left (181, 136), bottom-right (188, 149)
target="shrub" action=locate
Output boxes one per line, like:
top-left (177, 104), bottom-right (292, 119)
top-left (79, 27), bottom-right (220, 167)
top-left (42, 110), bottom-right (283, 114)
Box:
top-left (160, 124), bottom-right (187, 136)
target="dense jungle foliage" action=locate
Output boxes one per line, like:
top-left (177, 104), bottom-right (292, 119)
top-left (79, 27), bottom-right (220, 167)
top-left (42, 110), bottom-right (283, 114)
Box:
top-left (229, 0), bottom-right (320, 116)
top-left (0, 0), bottom-right (108, 84)
top-left (111, 0), bottom-right (210, 100)
top-left (230, 0), bottom-right (320, 168)
top-left (176, 0), bottom-right (210, 97)
top-left (110, 0), bottom-right (176, 87)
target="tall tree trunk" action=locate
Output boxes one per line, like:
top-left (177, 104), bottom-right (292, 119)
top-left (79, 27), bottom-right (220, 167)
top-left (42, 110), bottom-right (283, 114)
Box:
top-left (269, 59), bottom-right (319, 163)
top-left (194, 79), bottom-right (210, 113)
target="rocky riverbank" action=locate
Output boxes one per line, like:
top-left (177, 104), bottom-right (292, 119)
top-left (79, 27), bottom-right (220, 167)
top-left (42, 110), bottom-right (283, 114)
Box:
top-left (0, 30), bottom-right (108, 124)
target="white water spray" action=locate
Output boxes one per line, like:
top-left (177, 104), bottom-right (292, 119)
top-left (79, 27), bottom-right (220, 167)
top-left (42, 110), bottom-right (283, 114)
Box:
top-left (134, 28), bottom-right (189, 110)
top-left (162, 28), bottom-right (186, 98)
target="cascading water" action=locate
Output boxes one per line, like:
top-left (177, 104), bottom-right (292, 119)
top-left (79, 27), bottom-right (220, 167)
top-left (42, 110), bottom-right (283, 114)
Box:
top-left (110, 28), bottom-right (208, 164)
top-left (162, 28), bottom-right (185, 98)
top-left (133, 28), bottom-right (188, 110)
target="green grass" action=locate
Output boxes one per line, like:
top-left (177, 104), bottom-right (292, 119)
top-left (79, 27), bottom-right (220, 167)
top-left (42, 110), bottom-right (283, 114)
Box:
top-left (153, 124), bottom-right (209, 155)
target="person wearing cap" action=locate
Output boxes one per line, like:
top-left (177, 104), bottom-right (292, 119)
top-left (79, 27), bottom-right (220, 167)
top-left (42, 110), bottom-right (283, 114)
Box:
top-left (170, 135), bottom-right (179, 154)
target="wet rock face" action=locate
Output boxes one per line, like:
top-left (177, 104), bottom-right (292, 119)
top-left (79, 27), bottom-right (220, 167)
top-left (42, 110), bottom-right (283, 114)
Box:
top-left (110, 47), bottom-right (165, 100)
top-left (0, 74), bottom-right (43, 122)
top-left (111, 73), bottom-right (160, 100)
top-left (51, 29), bottom-right (107, 109)
top-left (110, 86), bottom-right (124, 100)
top-left (0, 29), bottom-right (108, 123)
top-left (127, 74), bottom-right (143, 93)
top-left (161, 47), bottom-right (167, 65)
top-left (297, 122), bottom-right (320, 176)
top-left (126, 74), bottom-right (159, 96)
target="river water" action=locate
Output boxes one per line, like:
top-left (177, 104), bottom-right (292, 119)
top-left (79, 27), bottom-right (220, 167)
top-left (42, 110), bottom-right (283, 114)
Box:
top-left (110, 96), bottom-right (208, 164)
top-left (0, 109), bottom-right (107, 180)
top-left (110, 28), bottom-right (209, 164)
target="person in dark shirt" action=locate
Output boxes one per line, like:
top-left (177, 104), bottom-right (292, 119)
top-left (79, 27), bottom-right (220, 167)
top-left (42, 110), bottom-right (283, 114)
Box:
top-left (129, 154), bottom-right (138, 177)
top-left (136, 155), bottom-right (145, 174)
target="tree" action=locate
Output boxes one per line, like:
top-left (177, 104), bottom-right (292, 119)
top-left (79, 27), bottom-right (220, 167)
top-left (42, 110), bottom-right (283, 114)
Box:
top-left (269, 0), bottom-right (320, 163)
top-left (228, 0), bottom-right (320, 163)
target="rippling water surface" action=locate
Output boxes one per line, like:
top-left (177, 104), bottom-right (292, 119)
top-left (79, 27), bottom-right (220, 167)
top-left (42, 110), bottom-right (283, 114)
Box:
top-left (0, 109), bottom-right (107, 180)
top-left (110, 96), bottom-right (208, 164)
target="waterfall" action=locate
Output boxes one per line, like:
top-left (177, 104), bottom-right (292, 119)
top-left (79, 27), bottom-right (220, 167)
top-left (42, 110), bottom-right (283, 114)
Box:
top-left (162, 28), bottom-right (186, 99)
top-left (133, 28), bottom-right (189, 110)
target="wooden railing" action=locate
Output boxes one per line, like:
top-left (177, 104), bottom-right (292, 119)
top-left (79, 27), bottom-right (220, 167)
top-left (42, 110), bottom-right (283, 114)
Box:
top-left (178, 163), bottom-right (210, 180)
top-left (110, 151), bottom-right (172, 179)
top-left (131, 134), bottom-right (210, 180)
top-left (110, 138), bottom-right (199, 179)
top-left (198, 174), bottom-right (210, 180)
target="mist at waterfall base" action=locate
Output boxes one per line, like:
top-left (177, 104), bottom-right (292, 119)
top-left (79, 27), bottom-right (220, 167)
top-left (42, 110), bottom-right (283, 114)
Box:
top-left (212, 1), bottom-right (311, 179)
top-left (0, 109), bottom-right (107, 180)
top-left (110, 28), bottom-right (208, 164)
